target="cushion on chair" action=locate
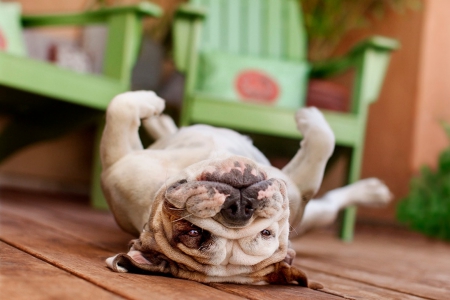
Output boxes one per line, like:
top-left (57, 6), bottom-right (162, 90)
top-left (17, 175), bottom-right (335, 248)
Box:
top-left (0, 2), bottom-right (26, 56)
top-left (197, 51), bottom-right (310, 109)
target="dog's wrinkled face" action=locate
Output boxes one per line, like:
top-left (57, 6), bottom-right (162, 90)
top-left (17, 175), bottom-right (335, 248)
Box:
top-left (108, 156), bottom-right (308, 285)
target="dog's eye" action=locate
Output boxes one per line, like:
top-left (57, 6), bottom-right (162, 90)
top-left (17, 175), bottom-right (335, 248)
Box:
top-left (261, 229), bottom-right (271, 236)
top-left (188, 229), bottom-right (200, 237)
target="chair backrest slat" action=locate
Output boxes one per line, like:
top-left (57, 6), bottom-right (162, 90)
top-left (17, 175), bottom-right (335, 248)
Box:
top-left (264, 0), bottom-right (283, 58)
top-left (225, 0), bottom-right (241, 53)
top-left (0, 2), bottom-right (26, 56)
top-left (284, 0), bottom-right (306, 61)
top-left (245, 0), bottom-right (263, 56)
top-left (192, 0), bottom-right (307, 61)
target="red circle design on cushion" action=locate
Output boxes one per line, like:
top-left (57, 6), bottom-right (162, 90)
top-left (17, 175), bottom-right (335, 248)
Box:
top-left (0, 28), bottom-right (7, 50)
top-left (235, 70), bottom-right (279, 104)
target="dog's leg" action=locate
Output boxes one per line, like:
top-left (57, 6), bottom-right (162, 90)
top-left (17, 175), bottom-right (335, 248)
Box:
top-left (291, 178), bottom-right (392, 237)
top-left (142, 114), bottom-right (177, 140)
top-left (282, 107), bottom-right (335, 223)
top-left (100, 91), bottom-right (166, 169)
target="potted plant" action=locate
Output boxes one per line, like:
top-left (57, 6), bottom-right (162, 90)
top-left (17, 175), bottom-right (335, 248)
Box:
top-left (302, 0), bottom-right (421, 112)
top-left (397, 123), bottom-right (450, 241)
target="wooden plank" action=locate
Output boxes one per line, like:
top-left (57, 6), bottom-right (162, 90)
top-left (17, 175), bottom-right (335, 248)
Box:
top-left (191, 94), bottom-right (361, 145)
top-left (291, 229), bottom-right (450, 299)
top-left (1, 191), bottom-right (444, 299)
top-left (225, 0), bottom-right (241, 54)
top-left (0, 53), bottom-right (125, 110)
top-left (296, 259), bottom-right (444, 300)
top-left (283, 0), bottom-right (306, 61)
top-left (0, 192), bottom-right (340, 299)
top-left (303, 268), bottom-right (425, 300)
top-left (0, 210), bottom-right (244, 300)
top-left (201, 0), bottom-right (222, 51)
top-left (297, 227), bottom-right (450, 289)
top-left (210, 283), bottom-right (343, 300)
top-left (265, 0), bottom-right (283, 58)
top-left (103, 12), bottom-right (142, 85)
top-left (246, 0), bottom-right (263, 56)
top-left (0, 192), bottom-right (133, 253)
top-left (0, 241), bottom-right (124, 300)
top-left (21, 2), bottom-right (162, 27)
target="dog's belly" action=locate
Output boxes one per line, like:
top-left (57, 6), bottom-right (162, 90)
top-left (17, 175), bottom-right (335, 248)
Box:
top-left (150, 125), bottom-right (271, 166)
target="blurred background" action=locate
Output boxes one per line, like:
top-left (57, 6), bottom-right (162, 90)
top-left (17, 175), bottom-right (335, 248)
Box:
top-left (0, 0), bottom-right (449, 232)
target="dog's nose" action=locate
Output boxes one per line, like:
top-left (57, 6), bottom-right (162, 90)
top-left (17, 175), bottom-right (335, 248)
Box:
top-left (220, 194), bottom-right (259, 226)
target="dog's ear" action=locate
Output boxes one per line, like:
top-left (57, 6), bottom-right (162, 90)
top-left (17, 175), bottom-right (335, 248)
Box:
top-left (106, 239), bottom-right (171, 275)
top-left (265, 261), bottom-right (309, 287)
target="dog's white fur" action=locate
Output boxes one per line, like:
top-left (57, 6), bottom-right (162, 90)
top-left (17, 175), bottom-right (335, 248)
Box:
top-left (101, 91), bottom-right (391, 284)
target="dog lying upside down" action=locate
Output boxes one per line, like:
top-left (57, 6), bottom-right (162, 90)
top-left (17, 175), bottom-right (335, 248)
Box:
top-left (102, 91), bottom-right (391, 286)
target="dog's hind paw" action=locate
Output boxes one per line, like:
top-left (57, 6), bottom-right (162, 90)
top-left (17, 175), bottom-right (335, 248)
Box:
top-left (347, 178), bottom-right (393, 207)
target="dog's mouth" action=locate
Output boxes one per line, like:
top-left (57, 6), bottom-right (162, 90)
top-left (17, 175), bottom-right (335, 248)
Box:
top-left (163, 159), bottom-right (287, 230)
top-left (164, 177), bottom-right (287, 230)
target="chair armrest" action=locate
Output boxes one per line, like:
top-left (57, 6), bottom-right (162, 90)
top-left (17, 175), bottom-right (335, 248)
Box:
top-left (175, 4), bottom-right (207, 19)
top-left (173, 4), bottom-right (206, 74)
top-left (310, 35), bottom-right (399, 78)
top-left (21, 2), bottom-right (162, 27)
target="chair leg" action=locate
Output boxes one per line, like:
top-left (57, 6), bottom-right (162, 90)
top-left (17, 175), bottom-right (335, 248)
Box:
top-left (90, 119), bottom-right (109, 210)
top-left (339, 145), bottom-right (363, 242)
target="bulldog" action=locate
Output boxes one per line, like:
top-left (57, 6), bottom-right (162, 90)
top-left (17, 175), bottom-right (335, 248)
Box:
top-left (102, 91), bottom-right (391, 286)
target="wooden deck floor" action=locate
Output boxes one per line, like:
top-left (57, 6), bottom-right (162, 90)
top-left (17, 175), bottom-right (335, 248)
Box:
top-left (1, 189), bottom-right (449, 300)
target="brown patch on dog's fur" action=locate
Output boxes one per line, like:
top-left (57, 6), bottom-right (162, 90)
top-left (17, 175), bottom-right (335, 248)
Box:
top-left (172, 220), bottom-right (212, 249)
top-left (265, 262), bottom-right (308, 287)
top-left (163, 201), bottom-right (212, 250)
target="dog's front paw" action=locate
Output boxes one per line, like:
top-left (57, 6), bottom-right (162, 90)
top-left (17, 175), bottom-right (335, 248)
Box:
top-left (295, 107), bottom-right (335, 157)
top-left (348, 178), bottom-right (393, 207)
top-left (108, 91), bottom-right (165, 119)
top-left (295, 107), bottom-right (331, 135)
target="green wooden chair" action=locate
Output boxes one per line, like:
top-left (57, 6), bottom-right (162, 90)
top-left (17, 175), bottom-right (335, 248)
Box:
top-left (172, 0), bottom-right (399, 241)
top-left (0, 1), bottom-right (162, 209)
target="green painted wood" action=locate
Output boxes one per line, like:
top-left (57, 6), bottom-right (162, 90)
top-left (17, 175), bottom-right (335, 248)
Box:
top-left (91, 119), bottom-right (109, 210)
top-left (175, 2), bottom-right (207, 18)
top-left (265, 0), bottom-right (283, 58)
top-left (246, 0), bottom-right (262, 56)
top-left (0, 2), bottom-right (26, 56)
top-left (173, 3), bottom-right (206, 73)
top-left (103, 12), bottom-right (142, 84)
top-left (184, 0), bottom-right (307, 60)
top-left (0, 2), bottom-right (161, 210)
top-left (179, 17), bottom-right (204, 126)
top-left (190, 94), bottom-right (362, 146)
top-left (338, 41), bottom-right (398, 241)
top-left (311, 36), bottom-right (399, 79)
top-left (0, 53), bottom-right (126, 110)
top-left (21, 2), bottom-right (162, 27)
top-left (173, 0), bottom-right (398, 242)
top-left (284, 0), bottom-right (306, 61)
top-left (226, 0), bottom-right (241, 54)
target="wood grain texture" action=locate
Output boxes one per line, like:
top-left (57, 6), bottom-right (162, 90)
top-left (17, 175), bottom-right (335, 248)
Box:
top-left (0, 241), bottom-right (124, 300)
top-left (0, 209), bottom-right (244, 299)
top-left (210, 283), bottom-right (342, 300)
top-left (303, 268), bottom-right (425, 300)
top-left (0, 190), bottom-right (337, 300)
top-left (2, 189), bottom-right (448, 299)
top-left (292, 228), bottom-right (450, 299)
